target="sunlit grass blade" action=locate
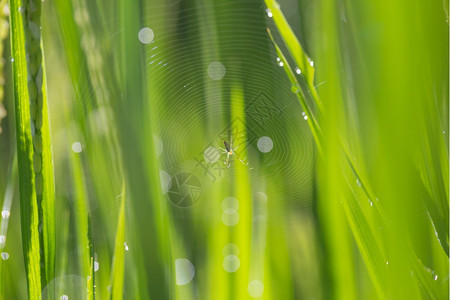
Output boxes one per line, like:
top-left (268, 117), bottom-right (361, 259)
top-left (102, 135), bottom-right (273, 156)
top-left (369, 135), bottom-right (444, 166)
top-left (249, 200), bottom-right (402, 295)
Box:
top-left (264, 0), bottom-right (314, 84)
top-left (109, 184), bottom-right (126, 300)
top-left (70, 152), bottom-right (91, 280)
top-left (9, 0), bottom-right (56, 297)
top-left (266, 29), bottom-right (322, 154)
top-left (87, 256), bottom-right (94, 300)
top-left (265, 0), bottom-right (448, 298)
top-left (116, 0), bottom-right (174, 298)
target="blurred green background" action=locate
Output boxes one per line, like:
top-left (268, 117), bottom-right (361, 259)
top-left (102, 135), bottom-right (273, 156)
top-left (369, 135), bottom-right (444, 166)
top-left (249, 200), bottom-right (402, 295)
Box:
top-left (0, 0), bottom-right (448, 299)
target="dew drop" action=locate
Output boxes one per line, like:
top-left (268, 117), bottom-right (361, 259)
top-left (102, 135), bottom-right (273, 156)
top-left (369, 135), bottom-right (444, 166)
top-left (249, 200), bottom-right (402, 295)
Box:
top-left (278, 61), bottom-right (284, 67)
top-left (0, 235), bottom-right (5, 245)
top-left (10, 58), bottom-right (14, 62)
top-left (303, 115), bottom-right (308, 120)
top-left (248, 280), bottom-right (264, 298)
top-left (208, 62), bottom-right (226, 80)
top-left (138, 27), bottom-right (154, 44)
top-left (124, 242), bottom-right (129, 251)
top-left (60, 295), bottom-right (69, 300)
top-left (94, 261), bottom-right (99, 272)
top-left (222, 209), bottom-right (239, 226)
top-left (1, 252), bottom-right (9, 260)
top-left (265, 8), bottom-right (273, 18)
top-left (434, 274), bottom-right (438, 280)
top-left (257, 136), bottom-right (273, 153)
top-left (175, 258), bottom-right (195, 285)
top-left (71, 142), bottom-right (82, 153)
top-left (1, 210), bottom-right (10, 219)
top-left (295, 67), bottom-right (301, 74)
top-left (301, 112), bottom-right (306, 116)
top-left (276, 57), bottom-right (280, 62)
top-left (223, 255), bottom-right (240, 272)
top-left (309, 60), bottom-right (314, 67)
top-left (386, 261), bottom-right (389, 265)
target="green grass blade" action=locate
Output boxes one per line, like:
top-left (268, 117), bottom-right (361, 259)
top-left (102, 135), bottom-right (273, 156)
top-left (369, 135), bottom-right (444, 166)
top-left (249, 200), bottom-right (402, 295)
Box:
top-left (87, 256), bottom-right (94, 300)
top-left (70, 152), bottom-right (91, 280)
top-left (8, 0), bottom-right (57, 296)
top-left (40, 54), bottom-right (56, 288)
top-left (266, 29), bottom-right (322, 155)
top-left (264, 0), bottom-right (314, 85)
top-left (109, 184), bottom-right (126, 300)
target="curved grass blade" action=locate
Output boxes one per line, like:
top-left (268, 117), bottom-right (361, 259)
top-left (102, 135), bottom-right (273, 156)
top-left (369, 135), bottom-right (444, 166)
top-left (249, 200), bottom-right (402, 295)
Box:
top-left (265, 1), bottom-right (447, 298)
top-left (266, 28), bottom-right (322, 155)
top-left (264, 0), bottom-right (314, 85)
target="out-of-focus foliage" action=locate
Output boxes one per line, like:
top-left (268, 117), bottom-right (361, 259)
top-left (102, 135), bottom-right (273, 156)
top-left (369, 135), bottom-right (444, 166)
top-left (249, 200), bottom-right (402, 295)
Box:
top-left (0, 0), bottom-right (447, 299)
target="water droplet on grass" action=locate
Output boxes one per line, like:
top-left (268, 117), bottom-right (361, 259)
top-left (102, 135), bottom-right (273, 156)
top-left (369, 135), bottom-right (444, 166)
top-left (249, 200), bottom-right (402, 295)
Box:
top-left (175, 258), bottom-right (195, 285)
top-left (1, 210), bottom-right (10, 219)
top-left (138, 27), bottom-right (154, 44)
top-left (1, 252), bottom-right (9, 260)
top-left (248, 280), bottom-right (264, 297)
top-left (94, 261), bottom-right (99, 272)
top-left (223, 255), bottom-right (240, 272)
top-left (266, 8), bottom-right (273, 17)
top-left (60, 295), bottom-right (69, 300)
top-left (257, 136), bottom-right (273, 153)
top-left (303, 115), bottom-right (308, 120)
top-left (295, 67), bottom-right (301, 74)
top-left (222, 209), bottom-right (239, 226)
top-left (124, 242), bottom-right (129, 251)
top-left (207, 62), bottom-right (226, 80)
top-left (278, 61), bottom-right (284, 67)
top-left (434, 275), bottom-right (438, 280)
top-left (71, 142), bottom-right (82, 153)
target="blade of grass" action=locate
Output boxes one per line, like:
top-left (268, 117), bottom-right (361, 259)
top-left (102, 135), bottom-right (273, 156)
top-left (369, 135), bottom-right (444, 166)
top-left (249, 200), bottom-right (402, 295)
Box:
top-left (264, 0), bottom-right (314, 85)
top-left (70, 152), bottom-right (91, 281)
top-left (266, 29), bottom-right (322, 155)
top-left (116, 0), bottom-right (174, 298)
top-left (265, 1), bottom-right (448, 298)
top-left (109, 183), bottom-right (126, 300)
top-left (9, 0), bottom-right (56, 296)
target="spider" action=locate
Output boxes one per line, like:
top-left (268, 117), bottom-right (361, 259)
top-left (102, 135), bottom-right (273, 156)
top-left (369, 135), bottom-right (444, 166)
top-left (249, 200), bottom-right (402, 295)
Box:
top-left (216, 135), bottom-right (248, 168)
